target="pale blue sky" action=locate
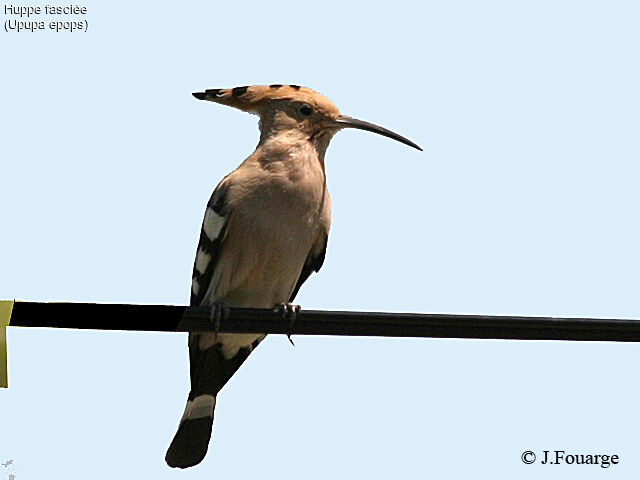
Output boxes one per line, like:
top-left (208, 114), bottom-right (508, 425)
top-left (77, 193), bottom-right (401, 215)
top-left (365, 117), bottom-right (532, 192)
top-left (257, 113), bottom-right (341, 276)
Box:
top-left (1, 1), bottom-right (640, 478)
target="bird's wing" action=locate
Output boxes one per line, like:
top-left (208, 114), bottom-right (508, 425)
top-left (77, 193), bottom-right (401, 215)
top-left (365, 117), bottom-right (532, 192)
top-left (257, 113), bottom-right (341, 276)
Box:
top-left (167, 178), bottom-right (238, 468)
top-left (289, 232), bottom-right (328, 302)
top-left (190, 179), bottom-right (230, 306)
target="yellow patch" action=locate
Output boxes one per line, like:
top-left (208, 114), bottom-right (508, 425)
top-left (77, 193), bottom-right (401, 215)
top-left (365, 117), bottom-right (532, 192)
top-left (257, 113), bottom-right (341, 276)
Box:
top-left (0, 300), bottom-right (14, 388)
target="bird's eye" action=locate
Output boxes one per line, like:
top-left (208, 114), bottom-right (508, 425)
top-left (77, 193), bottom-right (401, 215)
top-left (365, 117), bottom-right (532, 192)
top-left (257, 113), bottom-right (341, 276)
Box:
top-left (298, 104), bottom-right (313, 117)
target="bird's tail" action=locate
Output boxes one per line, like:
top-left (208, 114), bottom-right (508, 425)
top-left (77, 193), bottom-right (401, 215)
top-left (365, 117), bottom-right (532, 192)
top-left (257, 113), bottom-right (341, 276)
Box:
top-left (165, 333), bottom-right (264, 468)
top-left (165, 393), bottom-right (217, 469)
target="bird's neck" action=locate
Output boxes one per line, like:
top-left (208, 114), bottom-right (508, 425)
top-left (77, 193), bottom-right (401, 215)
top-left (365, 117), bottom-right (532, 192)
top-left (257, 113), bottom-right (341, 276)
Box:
top-left (256, 129), bottom-right (330, 173)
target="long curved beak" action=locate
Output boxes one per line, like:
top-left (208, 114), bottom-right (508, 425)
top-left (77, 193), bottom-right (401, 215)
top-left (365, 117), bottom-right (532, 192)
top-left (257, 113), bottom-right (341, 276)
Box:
top-left (333, 115), bottom-right (422, 151)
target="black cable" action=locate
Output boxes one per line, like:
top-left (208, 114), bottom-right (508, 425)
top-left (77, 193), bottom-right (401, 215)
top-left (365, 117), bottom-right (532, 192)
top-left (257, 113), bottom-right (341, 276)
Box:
top-left (8, 302), bottom-right (640, 342)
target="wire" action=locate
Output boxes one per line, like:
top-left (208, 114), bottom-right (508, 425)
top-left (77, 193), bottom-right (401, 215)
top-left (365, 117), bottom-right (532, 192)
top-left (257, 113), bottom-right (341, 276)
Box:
top-left (8, 302), bottom-right (640, 342)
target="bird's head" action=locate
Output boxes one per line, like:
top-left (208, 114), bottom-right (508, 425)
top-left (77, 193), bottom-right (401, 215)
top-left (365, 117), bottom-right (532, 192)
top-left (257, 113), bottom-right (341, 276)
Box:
top-left (192, 85), bottom-right (422, 152)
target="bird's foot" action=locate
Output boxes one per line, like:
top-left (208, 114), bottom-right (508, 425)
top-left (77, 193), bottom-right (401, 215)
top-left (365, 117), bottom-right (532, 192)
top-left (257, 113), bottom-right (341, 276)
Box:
top-left (209, 301), bottom-right (230, 340)
top-left (277, 303), bottom-right (301, 346)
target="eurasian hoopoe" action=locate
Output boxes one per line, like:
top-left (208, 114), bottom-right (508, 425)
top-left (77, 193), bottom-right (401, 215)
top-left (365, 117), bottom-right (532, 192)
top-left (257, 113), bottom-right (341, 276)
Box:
top-left (165, 85), bottom-right (421, 468)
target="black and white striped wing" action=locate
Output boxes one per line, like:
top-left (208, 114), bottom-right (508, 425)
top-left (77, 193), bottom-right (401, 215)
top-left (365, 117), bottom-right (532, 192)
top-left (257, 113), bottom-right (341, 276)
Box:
top-left (190, 181), bottom-right (229, 306)
top-left (166, 180), bottom-right (235, 468)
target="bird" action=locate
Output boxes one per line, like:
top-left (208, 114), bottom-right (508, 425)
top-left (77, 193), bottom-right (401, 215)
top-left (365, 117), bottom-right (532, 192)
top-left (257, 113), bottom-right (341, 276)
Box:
top-left (165, 85), bottom-right (421, 468)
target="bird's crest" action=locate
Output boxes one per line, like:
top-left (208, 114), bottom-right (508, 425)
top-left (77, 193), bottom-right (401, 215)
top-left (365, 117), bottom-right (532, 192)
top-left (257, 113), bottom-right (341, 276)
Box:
top-left (192, 84), bottom-right (340, 118)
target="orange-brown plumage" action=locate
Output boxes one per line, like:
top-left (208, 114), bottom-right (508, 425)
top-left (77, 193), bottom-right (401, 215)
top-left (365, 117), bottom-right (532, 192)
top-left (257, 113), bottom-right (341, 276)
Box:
top-left (193, 84), bottom-right (341, 119)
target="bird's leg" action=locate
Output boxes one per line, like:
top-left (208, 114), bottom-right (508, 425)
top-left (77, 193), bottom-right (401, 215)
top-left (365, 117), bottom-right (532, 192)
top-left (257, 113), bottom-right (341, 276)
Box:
top-left (277, 303), bottom-right (301, 346)
top-left (208, 301), bottom-right (230, 340)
